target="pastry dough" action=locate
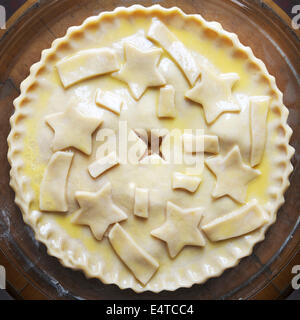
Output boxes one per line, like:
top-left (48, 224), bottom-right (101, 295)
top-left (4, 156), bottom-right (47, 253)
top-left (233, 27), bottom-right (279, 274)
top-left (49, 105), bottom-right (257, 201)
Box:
top-left (109, 223), bottom-right (159, 285)
top-left (203, 135), bottom-right (219, 154)
top-left (96, 89), bottom-right (124, 115)
top-left (151, 202), bottom-right (205, 258)
top-left (183, 133), bottom-right (219, 154)
top-left (202, 200), bottom-right (269, 241)
top-left (172, 172), bottom-right (201, 193)
top-left (148, 18), bottom-right (201, 85)
top-left (157, 85), bottom-right (176, 118)
top-left (113, 42), bottom-right (165, 99)
top-left (250, 96), bottom-right (270, 166)
top-left (46, 102), bottom-right (103, 155)
top-left (88, 152), bottom-right (119, 178)
top-left (8, 5), bottom-right (294, 293)
top-left (134, 187), bottom-right (149, 218)
top-left (72, 183), bottom-right (127, 240)
top-left (185, 69), bottom-right (240, 123)
top-left (40, 151), bottom-right (73, 212)
top-left (206, 146), bottom-right (261, 203)
top-left (56, 48), bottom-right (119, 88)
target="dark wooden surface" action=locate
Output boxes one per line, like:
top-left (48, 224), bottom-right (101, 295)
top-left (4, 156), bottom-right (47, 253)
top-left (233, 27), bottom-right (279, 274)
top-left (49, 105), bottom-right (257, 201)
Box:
top-left (1, 0), bottom-right (299, 18)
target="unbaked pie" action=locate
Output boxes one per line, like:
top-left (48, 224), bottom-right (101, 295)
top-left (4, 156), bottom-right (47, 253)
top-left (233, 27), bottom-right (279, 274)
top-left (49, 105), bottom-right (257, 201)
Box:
top-left (8, 5), bottom-right (294, 292)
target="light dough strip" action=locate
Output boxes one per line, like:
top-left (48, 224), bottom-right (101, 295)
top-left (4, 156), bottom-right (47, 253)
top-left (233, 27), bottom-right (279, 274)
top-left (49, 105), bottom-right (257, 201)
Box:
top-left (148, 19), bottom-right (201, 85)
top-left (56, 48), bottom-right (119, 88)
top-left (40, 151), bottom-right (74, 212)
top-left (109, 224), bottom-right (159, 285)
top-left (202, 200), bottom-right (269, 241)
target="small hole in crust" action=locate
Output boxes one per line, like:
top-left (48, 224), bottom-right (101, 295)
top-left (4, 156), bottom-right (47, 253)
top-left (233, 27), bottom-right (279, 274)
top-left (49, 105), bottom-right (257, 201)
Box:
top-left (15, 113), bottom-right (26, 124)
top-left (277, 161), bottom-right (287, 171)
top-left (217, 36), bottom-right (235, 49)
top-left (46, 231), bottom-right (54, 240)
top-left (36, 66), bottom-right (47, 77)
top-left (231, 48), bottom-right (248, 60)
top-left (277, 125), bottom-right (286, 138)
top-left (13, 132), bottom-right (21, 140)
top-left (72, 249), bottom-right (81, 262)
top-left (187, 17), bottom-right (203, 32)
top-left (12, 149), bottom-right (21, 156)
top-left (277, 144), bottom-right (287, 155)
top-left (178, 18), bottom-right (193, 33)
top-left (268, 89), bottom-right (278, 100)
top-left (61, 239), bottom-right (69, 251)
top-left (19, 97), bottom-right (31, 107)
top-left (269, 192), bottom-right (277, 200)
top-left (203, 27), bottom-right (219, 40)
top-left (45, 52), bottom-right (57, 64)
top-left (56, 41), bottom-right (72, 53)
top-left (275, 176), bottom-right (284, 186)
top-left (70, 30), bottom-right (84, 41)
top-left (257, 74), bottom-right (270, 86)
top-left (271, 105), bottom-right (282, 117)
top-left (27, 82), bottom-right (39, 93)
top-left (247, 61), bottom-right (260, 72)
top-left (85, 21), bottom-right (100, 32)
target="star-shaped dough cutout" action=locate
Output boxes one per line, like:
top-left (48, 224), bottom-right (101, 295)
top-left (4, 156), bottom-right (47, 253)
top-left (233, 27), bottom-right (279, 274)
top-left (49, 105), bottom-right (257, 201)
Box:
top-left (113, 42), bottom-right (166, 100)
top-left (151, 202), bottom-right (205, 258)
top-left (72, 183), bottom-right (128, 241)
top-left (46, 104), bottom-right (102, 155)
top-left (185, 70), bottom-right (240, 123)
top-left (205, 145), bottom-right (260, 203)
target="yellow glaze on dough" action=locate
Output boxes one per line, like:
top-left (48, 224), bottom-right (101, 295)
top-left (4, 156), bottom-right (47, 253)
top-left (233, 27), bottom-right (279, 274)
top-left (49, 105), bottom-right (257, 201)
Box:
top-left (246, 154), bottom-right (271, 204)
top-left (202, 199), bottom-right (269, 241)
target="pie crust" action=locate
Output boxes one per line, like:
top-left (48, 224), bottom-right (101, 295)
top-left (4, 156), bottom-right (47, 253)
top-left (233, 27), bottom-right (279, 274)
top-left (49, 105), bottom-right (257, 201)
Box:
top-left (7, 5), bottom-right (294, 292)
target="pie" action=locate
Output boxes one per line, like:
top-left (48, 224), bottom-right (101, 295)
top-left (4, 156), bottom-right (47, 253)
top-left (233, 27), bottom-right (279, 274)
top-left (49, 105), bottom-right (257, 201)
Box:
top-left (7, 5), bottom-right (294, 292)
